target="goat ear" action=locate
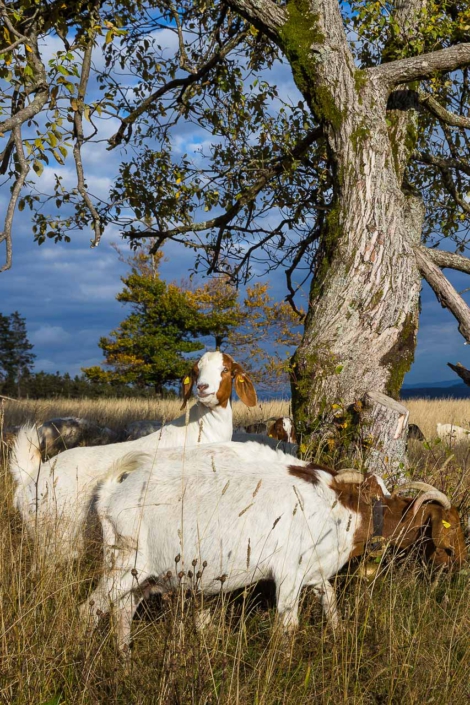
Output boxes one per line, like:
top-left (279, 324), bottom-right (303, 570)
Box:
top-left (180, 365), bottom-right (197, 410)
top-left (427, 506), bottom-right (454, 551)
top-left (232, 364), bottom-right (257, 407)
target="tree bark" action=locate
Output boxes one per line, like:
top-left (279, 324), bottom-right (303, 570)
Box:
top-left (362, 392), bottom-right (409, 478)
top-left (281, 5), bottom-right (422, 474)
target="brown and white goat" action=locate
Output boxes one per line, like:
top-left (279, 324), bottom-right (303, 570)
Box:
top-left (80, 443), bottom-right (466, 653)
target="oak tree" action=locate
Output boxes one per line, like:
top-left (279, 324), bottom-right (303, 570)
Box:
top-left (3, 1), bottom-right (470, 468)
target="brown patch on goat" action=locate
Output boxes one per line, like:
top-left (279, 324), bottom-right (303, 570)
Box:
top-left (215, 353), bottom-right (236, 409)
top-left (216, 354), bottom-right (257, 408)
top-left (288, 463), bottom-right (337, 486)
top-left (180, 361), bottom-right (199, 409)
top-left (269, 418), bottom-right (297, 443)
top-left (331, 477), bottom-right (467, 569)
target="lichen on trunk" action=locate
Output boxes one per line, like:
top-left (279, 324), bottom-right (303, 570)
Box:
top-left (290, 70), bottom-right (422, 473)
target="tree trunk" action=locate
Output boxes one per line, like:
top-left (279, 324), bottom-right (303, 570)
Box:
top-left (283, 23), bottom-right (422, 473)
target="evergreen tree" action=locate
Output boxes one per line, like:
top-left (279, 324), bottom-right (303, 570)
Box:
top-left (84, 244), bottom-right (304, 392)
top-left (83, 251), bottom-right (209, 393)
top-left (0, 312), bottom-right (35, 398)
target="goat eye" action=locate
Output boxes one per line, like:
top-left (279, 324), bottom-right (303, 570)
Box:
top-left (222, 367), bottom-right (229, 373)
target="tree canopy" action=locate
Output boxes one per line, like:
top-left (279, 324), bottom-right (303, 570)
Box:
top-left (0, 0), bottom-right (469, 290)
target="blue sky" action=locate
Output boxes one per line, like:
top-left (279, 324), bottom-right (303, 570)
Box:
top-left (1, 30), bottom-right (470, 387)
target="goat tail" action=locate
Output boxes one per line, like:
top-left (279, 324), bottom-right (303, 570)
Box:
top-left (96, 452), bottom-right (149, 518)
top-left (10, 424), bottom-right (41, 489)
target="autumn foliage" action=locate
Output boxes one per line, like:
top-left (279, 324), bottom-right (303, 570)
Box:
top-left (83, 246), bottom-right (303, 392)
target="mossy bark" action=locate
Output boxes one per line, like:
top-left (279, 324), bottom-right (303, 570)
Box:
top-left (279, 2), bottom-right (423, 474)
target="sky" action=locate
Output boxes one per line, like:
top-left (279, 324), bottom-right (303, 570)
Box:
top-left (1, 29), bottom-right (470, 388)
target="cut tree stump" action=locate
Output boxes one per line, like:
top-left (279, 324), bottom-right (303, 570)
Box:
top-left (363, 391), bottom-right (409, 480)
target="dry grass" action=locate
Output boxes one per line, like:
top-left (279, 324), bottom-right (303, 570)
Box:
top-left (4, 395), bottom-right (470, 440)
top-left (2, 397), bottom-right (291, 432)
top-left (406, 397), bottom-right (470, 439)
top-left (0, 397), bottom-right (469, 704)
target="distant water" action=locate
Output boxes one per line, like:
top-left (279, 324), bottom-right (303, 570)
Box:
top-left (255, 383), bottom-right (470, 401)
top-left (401, 383), bottom-right (470, 399)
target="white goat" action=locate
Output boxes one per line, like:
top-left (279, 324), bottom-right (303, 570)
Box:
top-left (10, 351), bottom-right (256, 555)
top-left (436, 422), bottom-right (470, 442)
top-left (81, 442), bottom-right (464, 653)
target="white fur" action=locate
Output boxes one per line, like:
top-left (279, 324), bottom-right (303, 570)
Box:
top-left (231, 431), bottom-right (297, 454)
top-left (9, 351), bottom-right (253, 555)
top-left (436, 422), bottom-right (470, 442)
top-left (81, 441), bottom-right (360, 649)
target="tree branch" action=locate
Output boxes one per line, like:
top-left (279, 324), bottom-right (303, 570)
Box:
top-left (417, 246), bottom-right (470, 275)
top-left (415, 246), bottom-right (470, 342)
top-left (370, 43), bottom-right (470, 87)
top-left (413, 150), bottom-right (470, 177)
top-left (108, 29), bottom-right (248, 148)
top-left (447, 361), bottom-right (470, 387)
top-left (72, 33), bottom-right (103, 248)
top-left (418, 90), bottom-right (470, 128)
top-left (223, 0), bottom-right (287, 42)
top-left (437, 163), bottom-right (470, 215)
top-left (134, 126), bottom-right (322, 243)
top-left (0, 126), bottom-right (30, 272)
top-left (0, 24), bottom-right (48, 136)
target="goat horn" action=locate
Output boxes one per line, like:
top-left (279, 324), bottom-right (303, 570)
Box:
top-left (393, 481), bottom-right (439, 495)
top-left (412, 490), bottom-right (451, 515)
top-left (335, 469), bottom-right (365, 484)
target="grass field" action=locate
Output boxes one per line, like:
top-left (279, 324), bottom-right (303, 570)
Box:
top-left (0, 397), bottom-right (469, 704)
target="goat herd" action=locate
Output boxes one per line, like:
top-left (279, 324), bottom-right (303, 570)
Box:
top-left (7, 351), bottom-right (468, 655)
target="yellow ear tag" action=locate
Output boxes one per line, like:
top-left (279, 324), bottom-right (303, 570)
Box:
top-left (237, 376), bottom-right (245, 383)
top-left (442, 520), bottom-right (451, 529)
top-left (183, 377), bottom-right (191, 385)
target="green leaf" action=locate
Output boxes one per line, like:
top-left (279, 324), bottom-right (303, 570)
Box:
top-left (32, 160), bottom-right (44, 176)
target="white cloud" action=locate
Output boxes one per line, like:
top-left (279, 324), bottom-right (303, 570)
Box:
top-left (30, 325), bottom-right (71, 346)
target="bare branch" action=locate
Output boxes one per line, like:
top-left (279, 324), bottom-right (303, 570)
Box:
top-left (108, 29), bottom-right (248, 148)
top-left (169, 2), bottom-right (193, 72)
top-left (370, 43), bottom-right (470, 87)
top-left (418, 90), bottom-right (470, 129)
top-left (447, 361), bottom-right (470, 387)
top-left (1, 36), bottom-right (29, 53)
top-left (0, 126), bottom-right (30, 272)
top-left (0, 85), bottom-right (48, 136)
top-left (415, 246), bottom-right (470, 342)
top-left (417, 246), bottom-right (470, 275)
top-left (72, 35), bottom-right (103, 248)
top-left (0, 134), bottom-right (15, 175)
